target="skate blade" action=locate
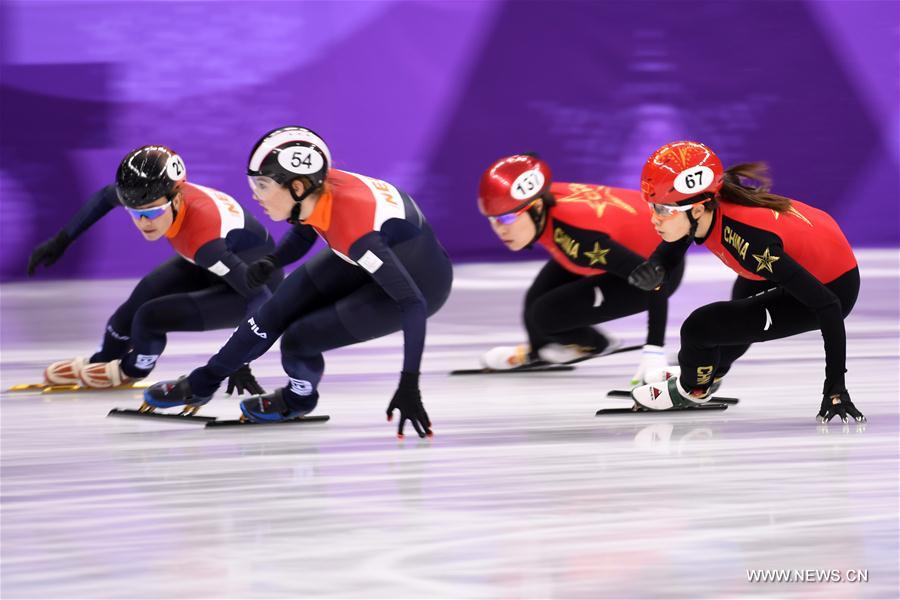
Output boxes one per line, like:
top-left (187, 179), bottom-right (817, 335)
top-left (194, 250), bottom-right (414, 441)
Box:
top-left (107, 408), bottom-right (216, 423)
top-left (450, 363), bottom-right (575, 376)
top-left (7, 381), bottom-right (154, 394)
top-left (7, 383), bottom-right (56, 392)
top-left (606, 389), bottom-right (740, 405)
top-left (205, 415), bottom-right (331, 428)
top-left (595, 402), bottom-right (729, 416)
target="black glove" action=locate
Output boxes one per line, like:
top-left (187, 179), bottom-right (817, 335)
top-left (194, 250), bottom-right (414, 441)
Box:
top-left (27, 231), bottom-right (71, 276)
top-left (817, 390), bottom-right (866, 423)
top-left (386, 371), bottom-right (432, 438)
top-left (245, 255), bottom-right (277, 288)
top-left (628, 261), bottom-right (665, 291)
top-left (226, 364), bottom-right (265, 396)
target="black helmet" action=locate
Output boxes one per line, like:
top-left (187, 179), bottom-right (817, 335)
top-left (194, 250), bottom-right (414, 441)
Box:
top-left (115, 145), bottom-right (186, 208)
top-left (247, 126), bottom-right (331, 189)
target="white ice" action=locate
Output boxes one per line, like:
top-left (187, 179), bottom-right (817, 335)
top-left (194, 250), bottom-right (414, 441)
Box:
top-left (1, 251), bottom-right (898, 598)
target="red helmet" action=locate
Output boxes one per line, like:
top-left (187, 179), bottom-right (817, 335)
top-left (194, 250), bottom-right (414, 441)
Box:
top-left (478, 154), bottom-right (552, 216)
top-left (641, 141), bottom-right (724, 205)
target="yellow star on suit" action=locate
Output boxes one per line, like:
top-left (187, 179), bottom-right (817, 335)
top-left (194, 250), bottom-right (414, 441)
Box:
top-left (584, 242), bottom-right (609, 266)
top-left (752, 247), bottom-right (780, 273)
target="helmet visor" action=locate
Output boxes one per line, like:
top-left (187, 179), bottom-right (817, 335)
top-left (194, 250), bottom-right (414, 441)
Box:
top-left (248, 175), bottom-right (283, 201)
top-left (487, 199), bottom-right (539, 226)
top-left (649, 198), bottom-right (712, 219)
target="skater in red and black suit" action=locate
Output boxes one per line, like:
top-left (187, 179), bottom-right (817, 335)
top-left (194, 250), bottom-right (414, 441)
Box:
top-left (144, 127), bottom-right (453, 437)
top-left (28, 146), bottom-right (281, 392)
top-left (477, 154), bottom-right (685, 384)
top-left (629, 141), bottom-right (864, 423)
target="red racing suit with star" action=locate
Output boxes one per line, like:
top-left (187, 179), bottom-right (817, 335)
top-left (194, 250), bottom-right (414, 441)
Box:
top-left (651, 199), bottom-right (858, 393)
top-left (536, 181), bottom-right (662, 276)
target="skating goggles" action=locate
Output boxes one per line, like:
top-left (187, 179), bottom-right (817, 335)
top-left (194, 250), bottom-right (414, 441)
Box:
top-left (247, 175), bottom-right (284, 202)
top-left (488, 199), bottom-right (539, 226)
top-left (126, 200), bottom-right (172, 221)
top-left (649, 198), bottom-right (711, 220)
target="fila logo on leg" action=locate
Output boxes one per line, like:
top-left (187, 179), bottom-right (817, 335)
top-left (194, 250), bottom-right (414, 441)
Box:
top-left (248, 317), bottom-right (268, 339)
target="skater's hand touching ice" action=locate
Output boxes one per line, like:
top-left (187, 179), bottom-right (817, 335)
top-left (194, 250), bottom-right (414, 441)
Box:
top-left (226, 364), bottom-right (265, 396)
top-left (386, 371), bottom-right (432, 439)
top-left (817, 390), bottom-right (866, 423)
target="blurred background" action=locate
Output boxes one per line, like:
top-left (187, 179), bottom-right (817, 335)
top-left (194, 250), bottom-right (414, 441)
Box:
top-left (1, 0), bottom-right (897, 282)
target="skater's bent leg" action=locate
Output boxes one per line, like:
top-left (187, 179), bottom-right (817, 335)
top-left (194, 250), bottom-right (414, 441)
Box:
top-left (187, 263), bottom-right (331, 395)
top-left (120, 286), bottom-right (249, 379)
top-left (90, 257), bottom-right (206, 363)
top-left (527, 273), bottom-right (648, 351)
top-left (523, 261), bottom-right (581, 356)
top-left (646, 258), bottom-right (685, 347)
top-left (678, 288), bottom-right (822, 392)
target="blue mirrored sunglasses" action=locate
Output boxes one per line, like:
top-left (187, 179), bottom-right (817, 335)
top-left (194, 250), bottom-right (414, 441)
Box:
top-left (126, 200), bottom-right (172, 221)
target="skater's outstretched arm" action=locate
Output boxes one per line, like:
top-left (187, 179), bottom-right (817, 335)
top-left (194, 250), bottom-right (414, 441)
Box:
top-left (27, 185), bottom-right (119, 275)
top-left (349, 232), bottom-right (431, 438)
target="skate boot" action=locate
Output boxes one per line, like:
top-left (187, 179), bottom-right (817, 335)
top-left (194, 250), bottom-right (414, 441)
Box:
top-left (539, 330), bottom-right (622, 365)
top-left (643, 364), bottom-right (682, 384)
top-left (239, 388), bottom-right (318, 423)
top-left (630, 345), bottom-right (669, 386)
top-left (631, 376), bottom-right (710, 411)
top-left (79, 359), bottom-right (138, 389)
top-left (140, 377), bottom-right (212, 416)
top-left (480, 344), bottom-right (533, 370)
top-left (44, 357), bottom-right (88, 385)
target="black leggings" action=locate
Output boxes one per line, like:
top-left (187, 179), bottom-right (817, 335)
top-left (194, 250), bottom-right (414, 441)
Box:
top-left (677, 267), bottom-right (860, 390)
top-left (91, 256), bottom-right (282, 378)
top-left (524, 258), bottom-right (685, 355)
top-left (189, 229), bottom-right (453, 400)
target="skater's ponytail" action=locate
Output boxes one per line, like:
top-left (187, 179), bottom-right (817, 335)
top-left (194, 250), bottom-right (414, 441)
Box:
top-left (718, 162), bottom-right (793, 213)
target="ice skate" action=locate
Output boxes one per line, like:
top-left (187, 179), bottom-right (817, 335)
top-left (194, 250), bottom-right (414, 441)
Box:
top-left (642, 364), bottom-right (681, 385)
top-left (480, 344), bottom-right (533, 370)
top-left (44, 357), bottom-right (88, 385)
top-left (538, 330), bottom-right (622, 365)
top-left (79, 359), bottom-right (139, 389)
top-left (631, 376), bottom-right (712, 411)
top-left (630, 345), bottom-right (670, 386)
top-left (140, 377), bottom-right (211, 416)
top-left (239, 388), bottom-right (318, 423)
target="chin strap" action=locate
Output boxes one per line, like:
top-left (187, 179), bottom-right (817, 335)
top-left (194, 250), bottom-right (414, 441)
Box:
top-left (687, 194), bottom-right (718, 242)
top-left (286, 179), bottom-right (320, 225)
top-left (523, 192), bottom-right (554, 249)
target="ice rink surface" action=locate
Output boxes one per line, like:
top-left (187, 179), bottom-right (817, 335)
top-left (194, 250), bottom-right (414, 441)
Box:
top-left (1, 251), bottom-right (898, 599)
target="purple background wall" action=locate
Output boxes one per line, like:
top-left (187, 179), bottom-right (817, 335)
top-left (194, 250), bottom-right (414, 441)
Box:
top-left (1, 0), bottom-right (898, 281)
